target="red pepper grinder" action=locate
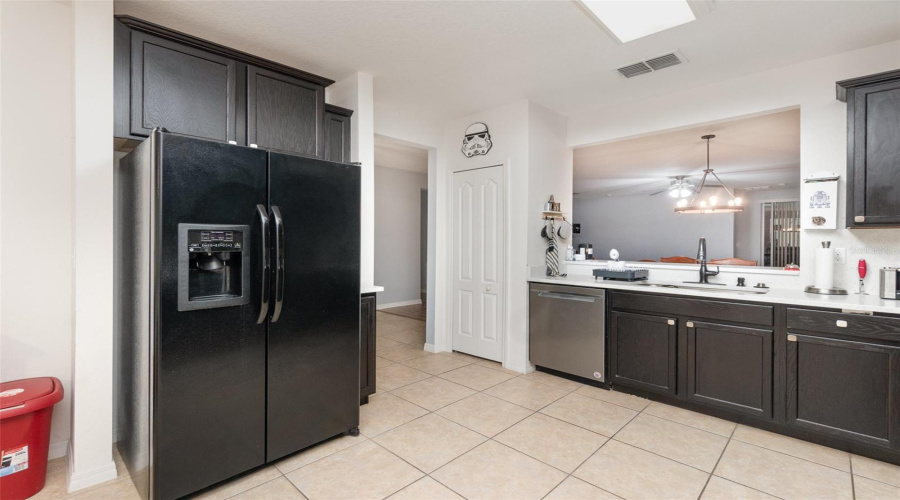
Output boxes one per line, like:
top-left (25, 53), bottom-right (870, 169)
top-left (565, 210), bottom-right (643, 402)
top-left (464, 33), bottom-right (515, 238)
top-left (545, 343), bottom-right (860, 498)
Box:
top-left (857, 259), bottom-right (868, 295)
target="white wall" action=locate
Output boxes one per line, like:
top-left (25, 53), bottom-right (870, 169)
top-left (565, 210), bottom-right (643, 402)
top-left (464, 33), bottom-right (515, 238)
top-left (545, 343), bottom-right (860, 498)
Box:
top-left (436, 100), bottom-right (570, 372)
top-left (0, 0), bottom-right (74, 459)
top-left (0, 1), bottom-right (116, 490)
top-left (574, 190), bottom-right (735, 262)
top-left (374, 166), bottom-right (427, 306)
top-left (527, 101), bottom-right (573, 267)
top-left (568, 40), bottom-right (900, 289)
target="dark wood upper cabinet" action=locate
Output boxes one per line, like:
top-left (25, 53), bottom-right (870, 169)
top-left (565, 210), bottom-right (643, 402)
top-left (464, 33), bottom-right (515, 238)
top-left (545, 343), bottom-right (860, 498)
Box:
top-left (686, 321), bottom-right (773, 419)
top-left (324, 104), bottom-right (353, 163)
top-left (128, 30), bottom-right (237, 142)
top-left (247, 66), bottom-right (325, 157)
top-left (838, 70), bottom-right (900, 227)
top-left (114, 16), bottom-right (345, 157)
top-left (610, 311), bottom-right (677, 396)
top-left (786, 333), bottom-right (900, 449)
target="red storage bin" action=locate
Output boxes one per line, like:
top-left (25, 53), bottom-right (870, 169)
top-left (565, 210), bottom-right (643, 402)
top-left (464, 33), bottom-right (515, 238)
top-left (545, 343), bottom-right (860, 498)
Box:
top-left (0, 377), bottom-right (64, 500)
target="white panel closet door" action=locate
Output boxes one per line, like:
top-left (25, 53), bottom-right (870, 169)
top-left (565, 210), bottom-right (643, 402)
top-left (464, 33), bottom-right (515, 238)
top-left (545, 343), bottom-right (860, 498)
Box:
top-left (452, 166), bottom-right (504, 362)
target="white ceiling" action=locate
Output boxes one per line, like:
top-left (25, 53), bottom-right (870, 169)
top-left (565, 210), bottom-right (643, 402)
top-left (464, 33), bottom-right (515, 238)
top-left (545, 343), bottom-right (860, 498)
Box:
top-left (114, 1), bottom-right (899, 139)
top-left (573, 108), bottom-right (800, 197)
top-left (374, 138), bottom-right (429, 174)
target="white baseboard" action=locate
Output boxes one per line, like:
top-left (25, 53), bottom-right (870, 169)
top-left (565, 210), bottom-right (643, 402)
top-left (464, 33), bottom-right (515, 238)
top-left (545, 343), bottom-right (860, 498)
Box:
top-left (49, 440), bottom-right (68, 460)
top-left (377, 299), bottom-right (422, 310)
top-left (66, 441), bottom-right (119, 493)
top-left (427, 343), bottom-right (450, 353)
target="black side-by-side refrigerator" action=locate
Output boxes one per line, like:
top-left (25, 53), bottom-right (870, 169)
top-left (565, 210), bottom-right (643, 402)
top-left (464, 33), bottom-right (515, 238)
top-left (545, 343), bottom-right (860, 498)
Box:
top-left (115, 130), bottom-right (361, 500)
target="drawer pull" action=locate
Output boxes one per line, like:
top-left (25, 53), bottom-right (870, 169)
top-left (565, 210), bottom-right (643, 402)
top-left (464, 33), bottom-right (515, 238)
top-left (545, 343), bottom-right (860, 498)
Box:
top-left (787, 335), bottom-right (797, 342)
top-left (667, 319), bottom-right (675, 326)
top-left (686, 321), bottom-right (694, 328)
top-left (836, 320), bottom-right (848, 328)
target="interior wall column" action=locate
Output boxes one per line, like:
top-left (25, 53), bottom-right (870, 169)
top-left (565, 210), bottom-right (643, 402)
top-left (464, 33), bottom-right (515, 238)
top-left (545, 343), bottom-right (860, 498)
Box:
top-left (327, 73), bottom-right (376, 288)
top-left (68, 0), bottom-right (117, 491)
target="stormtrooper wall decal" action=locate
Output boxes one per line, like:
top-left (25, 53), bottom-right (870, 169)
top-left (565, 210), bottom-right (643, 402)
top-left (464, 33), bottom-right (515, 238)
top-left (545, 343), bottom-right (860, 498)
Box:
top-left (461, 122), bottom-right (493, 157)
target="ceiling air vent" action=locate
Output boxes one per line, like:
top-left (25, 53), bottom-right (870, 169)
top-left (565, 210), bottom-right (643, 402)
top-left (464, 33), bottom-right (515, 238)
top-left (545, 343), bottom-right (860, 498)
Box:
top-left (646, 53), bottom-right (682, 71)
top-left (617, 62), bottom-right (652, 78)
top-left (617, 51), bottom-right (686, 78)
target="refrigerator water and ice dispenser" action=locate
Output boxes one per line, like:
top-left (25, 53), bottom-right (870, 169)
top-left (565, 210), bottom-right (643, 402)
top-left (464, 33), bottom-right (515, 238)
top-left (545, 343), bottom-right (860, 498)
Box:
top-left (177, 223), bottom-right (251, 311)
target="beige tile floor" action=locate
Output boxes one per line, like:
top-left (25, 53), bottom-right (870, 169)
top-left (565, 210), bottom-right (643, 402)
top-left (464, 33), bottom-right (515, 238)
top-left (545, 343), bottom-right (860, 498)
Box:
top-left (36, 311), bottom-right (900, 499)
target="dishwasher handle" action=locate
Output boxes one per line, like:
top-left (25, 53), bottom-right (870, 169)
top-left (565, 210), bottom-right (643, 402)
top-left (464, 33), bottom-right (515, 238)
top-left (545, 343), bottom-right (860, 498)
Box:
top-left (535, 291), bottom-right (597, 303)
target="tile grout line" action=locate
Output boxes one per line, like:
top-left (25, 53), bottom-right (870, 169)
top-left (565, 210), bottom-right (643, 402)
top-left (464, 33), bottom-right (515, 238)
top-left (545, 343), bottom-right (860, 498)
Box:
top-left (850, 453), bottom-right (856, 500)
top-left (696, 419), bottom-right (738, 499)
top-left (540, 399), bottom-right (646, 500)
top-left (729, 438), bottom-right (856, 476)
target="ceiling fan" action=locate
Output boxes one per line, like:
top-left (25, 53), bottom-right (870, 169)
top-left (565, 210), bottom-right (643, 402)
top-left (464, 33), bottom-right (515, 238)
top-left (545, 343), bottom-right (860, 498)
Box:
top-left (649, 176), bottom-right (695, 197)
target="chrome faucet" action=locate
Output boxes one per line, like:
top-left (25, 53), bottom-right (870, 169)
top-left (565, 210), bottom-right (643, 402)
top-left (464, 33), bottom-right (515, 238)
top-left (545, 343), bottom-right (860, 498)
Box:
top-left (696, 237), bottom-right (720, 284)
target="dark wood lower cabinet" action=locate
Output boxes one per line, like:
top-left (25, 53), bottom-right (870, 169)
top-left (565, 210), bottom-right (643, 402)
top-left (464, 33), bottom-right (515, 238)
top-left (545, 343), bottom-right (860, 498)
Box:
top-left (686, 321), bottom-right (773, 418)
top-left (360, 293), bottom-right (376, 405)
top-left (786, 333), bottom-right (900, 449)
top-left (610, 311), bottom-right (677, 396)
top-left (600, 290), bottom-right (900, 465)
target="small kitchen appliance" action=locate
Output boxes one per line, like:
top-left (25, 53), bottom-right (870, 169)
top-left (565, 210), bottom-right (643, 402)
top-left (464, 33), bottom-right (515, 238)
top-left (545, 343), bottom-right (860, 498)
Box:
top-left (880, 268), bottom-right (900, 300)
top-left (856, 259), bottom-right (868, 295)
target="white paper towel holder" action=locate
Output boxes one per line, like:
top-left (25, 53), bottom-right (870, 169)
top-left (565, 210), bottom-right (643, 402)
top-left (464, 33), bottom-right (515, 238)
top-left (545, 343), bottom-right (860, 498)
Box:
top-left (804, 285), bottom-right (848, 295)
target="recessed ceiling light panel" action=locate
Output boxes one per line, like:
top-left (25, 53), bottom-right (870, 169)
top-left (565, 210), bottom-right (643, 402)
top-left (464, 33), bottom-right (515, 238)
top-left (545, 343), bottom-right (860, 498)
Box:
top-left (580, 0), bottom-right (696, 43)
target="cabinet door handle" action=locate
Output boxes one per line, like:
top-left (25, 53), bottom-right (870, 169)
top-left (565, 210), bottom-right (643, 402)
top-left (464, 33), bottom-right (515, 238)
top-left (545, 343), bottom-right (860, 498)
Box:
top-left (836, 320), bottom-right (848, 328)
top-left (854, 216), bottom-right (865, 223)
top-left (787, 334), bottom-right (797, 342)
top-left (667, 319), bottom-right (675, 326)
top-left (686, 321), bottom-right (694, 328)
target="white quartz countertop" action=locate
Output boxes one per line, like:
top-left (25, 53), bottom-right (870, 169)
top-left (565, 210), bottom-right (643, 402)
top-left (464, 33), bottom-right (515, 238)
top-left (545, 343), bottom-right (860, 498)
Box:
top-left (361, 285), bottom-right (384, 294)
top-left (528, 274), bottom-right (900, 315)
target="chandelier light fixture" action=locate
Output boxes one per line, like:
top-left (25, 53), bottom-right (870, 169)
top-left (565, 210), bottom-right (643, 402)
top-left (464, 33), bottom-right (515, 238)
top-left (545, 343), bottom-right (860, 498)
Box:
top-left (675, 135), bottom-right (744, 214)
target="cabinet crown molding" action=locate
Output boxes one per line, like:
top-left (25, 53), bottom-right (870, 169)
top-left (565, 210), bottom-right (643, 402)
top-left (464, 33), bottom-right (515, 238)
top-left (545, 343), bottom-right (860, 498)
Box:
top-left (116, 15), bottom-right (335, 87)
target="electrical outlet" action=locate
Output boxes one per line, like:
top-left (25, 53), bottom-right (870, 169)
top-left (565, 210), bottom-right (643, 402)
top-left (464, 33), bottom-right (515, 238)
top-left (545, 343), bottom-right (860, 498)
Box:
top-left (834, 248), bottom-right (846, 264)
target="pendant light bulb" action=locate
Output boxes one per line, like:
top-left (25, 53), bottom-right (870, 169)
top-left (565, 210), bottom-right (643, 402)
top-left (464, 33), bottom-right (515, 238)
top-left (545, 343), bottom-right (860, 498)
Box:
top-left (699, 200), bottom-right (707, 207)
top-left (734, 197), bottom-right (742, 206)
top-left (669, 189), bottom-right (679, 198)
top-left (709, 196), bottom-right (718, 205)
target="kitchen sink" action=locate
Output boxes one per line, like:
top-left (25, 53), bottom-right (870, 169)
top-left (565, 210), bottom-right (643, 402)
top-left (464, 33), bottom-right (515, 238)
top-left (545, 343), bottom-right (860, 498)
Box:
top-left (633, 282), bottom-right (770, 294)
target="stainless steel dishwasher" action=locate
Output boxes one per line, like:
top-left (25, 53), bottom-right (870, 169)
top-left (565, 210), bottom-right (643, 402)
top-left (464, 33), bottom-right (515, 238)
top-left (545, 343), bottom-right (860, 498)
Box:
top-left (529, 283), bottom-right (605, 381)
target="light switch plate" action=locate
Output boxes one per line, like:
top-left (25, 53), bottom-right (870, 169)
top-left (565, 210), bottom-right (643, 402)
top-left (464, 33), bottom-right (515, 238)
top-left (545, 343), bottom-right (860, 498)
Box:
top-left (834, 248), bottom-right (846, 264)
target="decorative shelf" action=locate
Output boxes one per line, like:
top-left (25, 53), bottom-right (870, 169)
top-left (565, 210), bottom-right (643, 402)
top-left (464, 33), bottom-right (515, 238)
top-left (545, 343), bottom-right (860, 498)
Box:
top-left (542, 211), bottom-right (567, 220)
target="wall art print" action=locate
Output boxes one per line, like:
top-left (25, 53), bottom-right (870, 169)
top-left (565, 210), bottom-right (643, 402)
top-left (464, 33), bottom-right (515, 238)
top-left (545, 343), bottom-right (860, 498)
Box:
top-left (461, 122), bottom-right (493, 157)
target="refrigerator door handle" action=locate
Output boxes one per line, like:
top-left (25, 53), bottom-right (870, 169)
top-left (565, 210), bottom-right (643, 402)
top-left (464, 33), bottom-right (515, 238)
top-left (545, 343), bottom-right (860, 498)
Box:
top-left (270, 206), bottom-right (285, 322)
top-left (256, 204), bottom-right (271, 324)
